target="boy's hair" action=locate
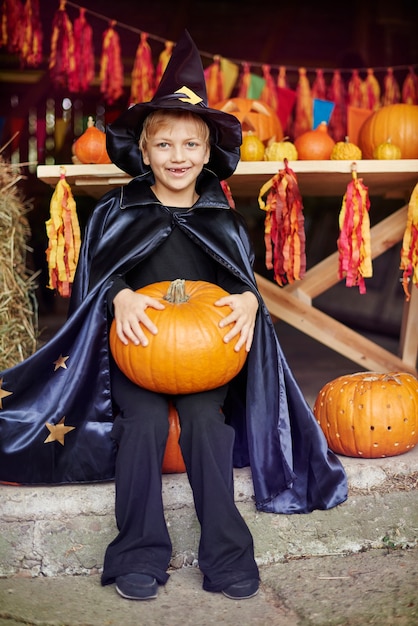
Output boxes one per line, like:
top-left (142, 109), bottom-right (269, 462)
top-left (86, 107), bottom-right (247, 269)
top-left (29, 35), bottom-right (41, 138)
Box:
top-left (139, 110), bottom-right (210, 153)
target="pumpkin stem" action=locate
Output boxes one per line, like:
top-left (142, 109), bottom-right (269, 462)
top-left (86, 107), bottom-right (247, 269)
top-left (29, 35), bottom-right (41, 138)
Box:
top-left (164, 279), bottom-right (190, 303)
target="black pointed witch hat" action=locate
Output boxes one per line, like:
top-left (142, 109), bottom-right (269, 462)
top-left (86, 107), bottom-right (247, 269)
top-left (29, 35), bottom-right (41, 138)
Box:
top-left (106, 30), bottom-right (242, 180)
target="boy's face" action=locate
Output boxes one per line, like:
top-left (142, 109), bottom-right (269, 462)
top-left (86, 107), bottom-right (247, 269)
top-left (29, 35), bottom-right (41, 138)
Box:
top-left (142, 117), bottom-right (210, 205)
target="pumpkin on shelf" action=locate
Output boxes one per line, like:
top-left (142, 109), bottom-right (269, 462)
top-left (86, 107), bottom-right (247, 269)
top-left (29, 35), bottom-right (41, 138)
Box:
top-left (313, 372), bottom-right (418, 458)
top-left (294, 122), bottom-right (335, 160)
top-left (264, 137), bottom-right (298, 162)
top-left (72, 116), bottom-right (111, 164)
top-left (109, 279), bottom-right (248, 395)
top-left (373, 138), bottom-right (402, 160)
top-left (330, 136), bottom-right (362, 160)
top-left (213, 97), bottom-right (283, 144)
top-left (358, 103), bottom-right (418, 159)
top-left (240, 132), bottom-right (265, 161)
top-left (162, 403), bottom-right (186, 474)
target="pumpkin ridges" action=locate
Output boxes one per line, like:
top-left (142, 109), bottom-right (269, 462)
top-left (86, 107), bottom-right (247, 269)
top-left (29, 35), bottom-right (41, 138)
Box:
top-left (358, 104), bottom-right (418, 159)
top-left (109, 280), bottom-right (247, 395)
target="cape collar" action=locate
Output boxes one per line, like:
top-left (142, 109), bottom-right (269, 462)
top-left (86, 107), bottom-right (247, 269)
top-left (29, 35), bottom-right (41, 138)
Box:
top-left (120, 168), bottom-right (231, 211)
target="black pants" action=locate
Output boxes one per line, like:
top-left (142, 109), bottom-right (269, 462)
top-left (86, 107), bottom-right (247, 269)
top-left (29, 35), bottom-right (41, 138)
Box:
top-left (101, 364), bottom-right (259, 592)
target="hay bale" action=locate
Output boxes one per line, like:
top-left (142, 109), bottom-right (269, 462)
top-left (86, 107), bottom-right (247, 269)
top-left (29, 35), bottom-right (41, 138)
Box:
top-left (0, 157), bottom-right (38, 370)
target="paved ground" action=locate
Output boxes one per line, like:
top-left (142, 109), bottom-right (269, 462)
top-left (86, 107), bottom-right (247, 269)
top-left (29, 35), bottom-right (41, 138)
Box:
top-left (1, 319), bottom-right (417, 625)
top-left (1, 546), bottom-right (417, 625)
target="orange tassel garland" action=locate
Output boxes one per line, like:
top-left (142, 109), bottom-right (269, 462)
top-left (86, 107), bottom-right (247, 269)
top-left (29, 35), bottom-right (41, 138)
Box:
top-left (45, 166), bottom-right (81, 298)
top-left (400, 183), bottom-right (418, 302)
top-left (258, 159), bottom-right (306, 286)
top-left (337, 167), bottom-right (372, 294)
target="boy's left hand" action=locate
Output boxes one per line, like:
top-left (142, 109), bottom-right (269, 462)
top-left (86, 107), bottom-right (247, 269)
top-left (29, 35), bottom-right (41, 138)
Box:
top-left (215, 291), bottom-right (258, 352)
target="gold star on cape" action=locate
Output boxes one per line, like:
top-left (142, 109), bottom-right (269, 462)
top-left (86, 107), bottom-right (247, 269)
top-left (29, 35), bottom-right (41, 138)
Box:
top-left (44, 417), bottom-right (75, 446)
top-left (53, 354), bottom-right (69, 371)
top-left (0, 378), bottom-right (13, 409)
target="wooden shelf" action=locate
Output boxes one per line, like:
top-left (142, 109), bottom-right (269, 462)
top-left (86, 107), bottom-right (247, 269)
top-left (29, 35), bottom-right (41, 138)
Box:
top-left (37, 160), bottom-right (418, 375)
top-left (37, 160), bottom-right (418, 199)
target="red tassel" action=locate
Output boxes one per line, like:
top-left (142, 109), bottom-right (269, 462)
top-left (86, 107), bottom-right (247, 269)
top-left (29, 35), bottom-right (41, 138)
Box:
top-left (382, 67), bottom-right (400, 106)
top-left (348, 69), bottom-right (364, 107)
top-left (258, 159), bottom-right (306, 286)
top-left (49, 0), bottom-right (76, 90)
top-left (155, 40), bottom-right (173, 89)
top-left (402, 67), bottom-right (418, 105)
top-left (100, 21), bottom-right (124, 104)
top-left (327, 70), bottom-right (346, 142)
top-left (260, 65), bottom-right (279, 115)
top-left (1, 0), bottom-right (23, 53)
top-left (130, 32), bottom-right (154, 105)
top-left (312, 68), bottom-right (326, 100)
top-left (72, 7), bottom-right (94, 92)
top-left (400, 183), bottom-right (418, 301)
top-left (238, 62), bottom-right (251, 98)
top-left (20, 0), bottom-right (42, 67)
top-left (363, 68), bottom-right (380, 111)
top-left (293, 68), bottom-right (312, 139)
top-left (45, 167), bottom-right (81, 298)
top-left (205, 55), bottom-right (225, 106)
top-left (220, 180), bottom-right (235, 209)
top-left (337, 168), bottom-right (372, 294)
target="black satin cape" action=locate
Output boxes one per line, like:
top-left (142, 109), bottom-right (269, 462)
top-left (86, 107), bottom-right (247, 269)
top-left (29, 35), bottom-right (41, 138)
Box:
top-left (0, 170), bottom-right (348, 514)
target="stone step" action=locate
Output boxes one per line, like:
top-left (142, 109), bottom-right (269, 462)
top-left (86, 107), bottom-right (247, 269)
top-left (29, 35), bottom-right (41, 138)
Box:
top-left (2, 447), bottom-right (418, 578)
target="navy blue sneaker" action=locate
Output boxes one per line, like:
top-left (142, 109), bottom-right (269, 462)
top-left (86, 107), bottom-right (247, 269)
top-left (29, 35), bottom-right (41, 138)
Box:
top-left (115, 573), bottom-right (158, 600)
top-left (222, 578), bottom-right (259, 600)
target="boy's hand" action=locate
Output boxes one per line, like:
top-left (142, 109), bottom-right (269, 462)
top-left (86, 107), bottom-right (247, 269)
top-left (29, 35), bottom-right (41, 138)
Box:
top-left (215, 291), bottom-right (258, 352)
top-left (113, 289), bottom-right (165, 346)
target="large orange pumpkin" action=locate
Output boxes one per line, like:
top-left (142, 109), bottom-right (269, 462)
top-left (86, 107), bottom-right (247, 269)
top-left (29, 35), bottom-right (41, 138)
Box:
top-left (357, 104), bottom-right (418, 159)
top-left (314, 372), bottom-right (418, 458)
top-left (162, 403), bottom-right (186, 473)
top-left (109, 279), bottom-right (248, 395)
top-left (213, 97), bottom-right (283, 144)
top-left (294, 122), bottom-right (335, 160)
top-left (72, 116), bottom-right (111, 164)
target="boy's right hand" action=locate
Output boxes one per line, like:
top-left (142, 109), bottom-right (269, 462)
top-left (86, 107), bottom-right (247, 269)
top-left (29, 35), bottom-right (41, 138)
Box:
top-left (113, 288), bottom-right (165, 346)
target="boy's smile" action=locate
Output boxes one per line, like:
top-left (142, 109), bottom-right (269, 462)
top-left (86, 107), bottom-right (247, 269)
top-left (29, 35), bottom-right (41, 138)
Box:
top-left (142, 118), bottom-right (210, 207)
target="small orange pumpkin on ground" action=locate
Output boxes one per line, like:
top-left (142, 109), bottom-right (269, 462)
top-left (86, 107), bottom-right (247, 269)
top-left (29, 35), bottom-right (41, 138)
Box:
top-left (109, 279), bottom-right (248, 395)
top-left (72, 116), bottom-right (111, 164)
top-left (162, 403), bottom-right (186, 473)
top-left (213, 97), bottom-right (283, 144)
top-left (313, 372), bottom-right (418, 458)
top-left (294, 122), bottom-right (335, 160)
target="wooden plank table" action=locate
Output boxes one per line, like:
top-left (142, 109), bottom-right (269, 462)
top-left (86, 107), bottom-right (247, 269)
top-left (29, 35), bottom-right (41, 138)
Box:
top-left (37, 160), bottom-right (418, 375)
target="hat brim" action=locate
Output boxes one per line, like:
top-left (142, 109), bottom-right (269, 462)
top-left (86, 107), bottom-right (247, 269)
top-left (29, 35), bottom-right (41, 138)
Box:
top-left (106, 100), bottom-right (242, 181)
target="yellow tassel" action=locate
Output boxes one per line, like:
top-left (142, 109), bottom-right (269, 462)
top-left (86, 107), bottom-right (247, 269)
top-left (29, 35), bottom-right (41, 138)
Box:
top-left (45, 166), bottom-right (81, 297)
top-left (400, 182), bottom-right (418, 301)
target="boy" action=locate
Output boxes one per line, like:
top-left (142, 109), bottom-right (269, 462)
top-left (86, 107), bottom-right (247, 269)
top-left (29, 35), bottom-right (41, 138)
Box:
top-left (0, 31), bottom-right (347, 601)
